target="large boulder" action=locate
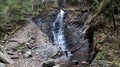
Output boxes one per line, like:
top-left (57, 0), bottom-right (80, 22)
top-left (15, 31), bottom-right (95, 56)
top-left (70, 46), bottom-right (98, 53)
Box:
top-left (33, 44), bottom-right (60, 59)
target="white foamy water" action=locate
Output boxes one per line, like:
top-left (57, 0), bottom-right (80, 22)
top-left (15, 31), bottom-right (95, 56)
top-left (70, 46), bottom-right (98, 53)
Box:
top-left (52, 10), bottom-right (71, 56)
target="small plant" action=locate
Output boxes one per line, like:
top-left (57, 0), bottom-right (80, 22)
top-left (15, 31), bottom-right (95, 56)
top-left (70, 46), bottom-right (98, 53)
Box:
top-left (15, 43), bottom-right (28, 50)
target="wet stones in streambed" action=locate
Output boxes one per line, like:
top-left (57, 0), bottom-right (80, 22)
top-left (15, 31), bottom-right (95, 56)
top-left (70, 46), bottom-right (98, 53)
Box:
top-left (42, 59), bottom-right (55, 67)
top-left (42, 62), bottom-right (55, 67)
top-left (72, 60), bottom-right (79, 65)
top-left (32, 44), bottom-right (60, 59)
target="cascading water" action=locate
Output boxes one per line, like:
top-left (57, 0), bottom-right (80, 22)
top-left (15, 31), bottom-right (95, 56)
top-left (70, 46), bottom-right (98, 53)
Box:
top-left (52, 10), bottom-right (71, 56)
top-left (33, 9), bottom-right (95, 66)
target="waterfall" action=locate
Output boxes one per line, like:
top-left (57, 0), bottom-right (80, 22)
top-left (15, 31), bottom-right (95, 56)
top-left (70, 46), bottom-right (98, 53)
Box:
top-left (52, 10), bottom-right (71, 56)
top-left (33, 9), bottom-right (95, 66)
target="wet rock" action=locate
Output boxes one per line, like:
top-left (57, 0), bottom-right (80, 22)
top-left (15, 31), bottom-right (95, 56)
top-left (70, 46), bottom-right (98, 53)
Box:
top-left (42, 62), bottom-right (55, 67)
top-left (0, 62), bottom-right (6, 67)
top-left (33, 44), bottom-right (59, 58)
top-left (72, 60), bottom-right (79, 65)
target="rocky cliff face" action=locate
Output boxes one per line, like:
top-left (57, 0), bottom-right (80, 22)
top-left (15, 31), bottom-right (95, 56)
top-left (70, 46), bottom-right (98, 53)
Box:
top-left (33, 9), bottom-right (95, 66)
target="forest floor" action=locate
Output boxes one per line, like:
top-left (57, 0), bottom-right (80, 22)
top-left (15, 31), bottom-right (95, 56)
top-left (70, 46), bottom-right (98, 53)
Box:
top-left (91, 21), bottom-right (120, 67)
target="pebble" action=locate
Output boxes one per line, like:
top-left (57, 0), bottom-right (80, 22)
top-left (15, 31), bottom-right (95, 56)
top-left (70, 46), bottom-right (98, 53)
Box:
top-left (72, 60), bottom-right (79, 65)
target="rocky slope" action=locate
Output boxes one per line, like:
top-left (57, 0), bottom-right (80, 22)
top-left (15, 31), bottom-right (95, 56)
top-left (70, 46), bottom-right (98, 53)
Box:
top-left (0, 21), bottom-right (61, 67)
